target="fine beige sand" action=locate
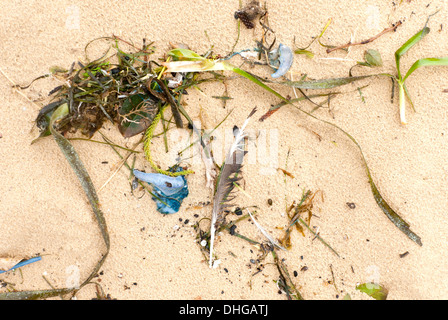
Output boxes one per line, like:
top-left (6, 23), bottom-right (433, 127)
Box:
top-left (1, 0), bottom-right (447, 300)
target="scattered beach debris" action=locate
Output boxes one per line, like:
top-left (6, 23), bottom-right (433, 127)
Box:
top-left (281, 190), bottom-right (340, 257)
top-left (272, 249), bottom-right (304, 300)
top-left (4, 2), bottom-right (442, 300)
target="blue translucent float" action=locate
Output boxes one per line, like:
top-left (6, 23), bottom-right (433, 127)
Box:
top-left (133, 168), bottom-right (189, 214)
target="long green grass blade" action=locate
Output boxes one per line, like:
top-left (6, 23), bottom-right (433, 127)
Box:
top-left (395, 27), bottom-right (430, 59)
top-left (49, 104), bottom-right (111, 286)
top-left (1, 103), bottom-right (111, 299)
top-left (403, 57), bottom-right (448, 81)
top-left (230, 66), bottom-right (290, 103)
top-left (0, 289), bottom-right (74, 300)
top-left (395, 27), bottom-right (430, 79)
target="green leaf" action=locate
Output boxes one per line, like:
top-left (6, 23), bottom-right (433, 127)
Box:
top-left (294, 49), bottom-right (315, 59)
top-left (356, 283), bottom-right (388, 300)
top-left (364, 49), bottom-right (383, 67)
top-left (403, 82), bottom-right (416, 112)
top-left (395, 27), bottom-right (430, 59)
top-left (395, 27), bottom-right (430, 79)
top-left (403, 57), bottom-right (448, 81)
top-left (167, 48), bottom-right (206, 61)
top-left (118, 94), bottom-right (159, 138)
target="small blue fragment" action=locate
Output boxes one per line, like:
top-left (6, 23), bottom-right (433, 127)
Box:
top-left (133, 168), bottom-right (189, 214)
top-left (0, 256), bottom-right (42, 274)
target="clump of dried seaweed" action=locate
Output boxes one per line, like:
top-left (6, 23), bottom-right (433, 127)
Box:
top-left (281, 190), bottom-right (339, 257)
top-left (33, 36), bottom-right (161, 142)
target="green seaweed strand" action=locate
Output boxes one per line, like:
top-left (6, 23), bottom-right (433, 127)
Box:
top-left (0, 103), bottom-right (110, 300)
top-left (143, 104), bottom-right (194, 177)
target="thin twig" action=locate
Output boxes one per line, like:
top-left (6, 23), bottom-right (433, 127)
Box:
top-left (326, 21), bottom-right (402, 54)
top-left (0, 66), bottom-right (43, 110)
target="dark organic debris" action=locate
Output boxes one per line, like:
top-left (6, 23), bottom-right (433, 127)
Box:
top-left (234, 0), bottom-right (263, 29)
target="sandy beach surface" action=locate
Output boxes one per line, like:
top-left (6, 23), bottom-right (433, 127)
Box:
top-left (1, 0), bottom-right (447, 300)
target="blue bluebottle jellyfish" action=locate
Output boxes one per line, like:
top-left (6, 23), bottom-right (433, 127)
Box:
top-left (269, 43), bottom-right (294, 78)
top-left (133, 168), bottom-right (189, 214)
